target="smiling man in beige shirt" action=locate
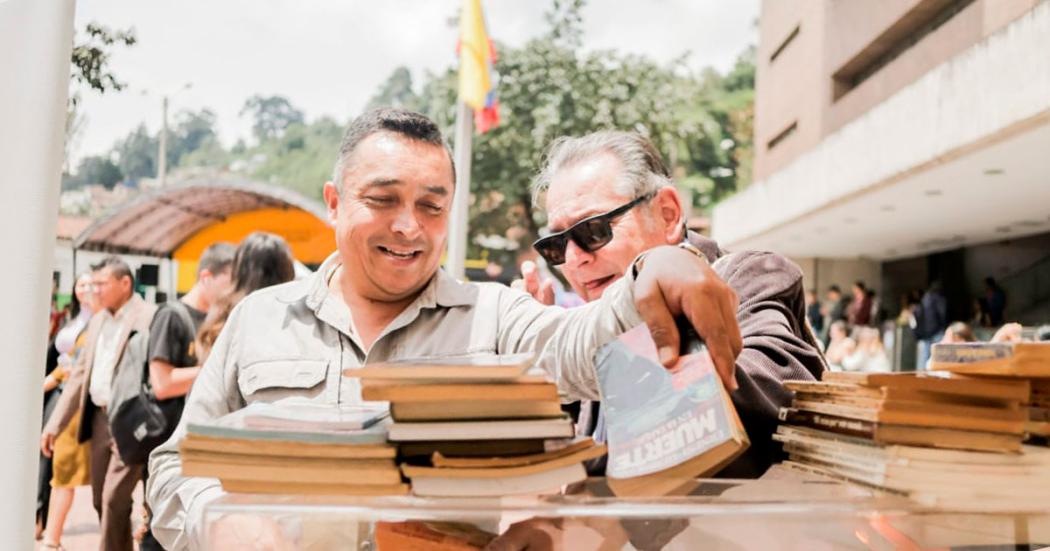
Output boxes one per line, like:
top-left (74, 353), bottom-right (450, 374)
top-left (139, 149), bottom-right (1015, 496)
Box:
top-left (147, 108), bottom-right (745, 549)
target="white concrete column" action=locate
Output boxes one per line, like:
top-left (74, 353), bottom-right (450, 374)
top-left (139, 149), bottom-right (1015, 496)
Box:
top-left (0, 0), bottom-right (76, 545)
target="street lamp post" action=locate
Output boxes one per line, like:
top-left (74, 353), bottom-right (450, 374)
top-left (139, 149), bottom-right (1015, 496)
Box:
top-left (148, 82), bottom-right (192, 187)
top-left (157, 95), bottom-right (168, 186)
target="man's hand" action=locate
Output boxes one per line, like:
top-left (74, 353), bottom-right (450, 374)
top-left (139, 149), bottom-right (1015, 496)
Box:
top-left (485, 517), bottom-right (629, 551)
top-left (207, 513), bottom-right (293, 550)
top-left (40, 431), bottom-right (56, 458)
top-left (991, 322), bottom-right (1023, 343)
top-left (633, 246), bottom-right (742, 391)
top-left (513, 260), bottom-right (555, 306)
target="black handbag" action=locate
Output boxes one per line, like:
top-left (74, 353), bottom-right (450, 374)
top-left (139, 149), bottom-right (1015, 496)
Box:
top-left (108, 302), bottom-right (190, 465)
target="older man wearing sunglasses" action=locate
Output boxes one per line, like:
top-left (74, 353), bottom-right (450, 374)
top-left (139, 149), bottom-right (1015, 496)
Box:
top-left (522, 130), bottom-right (826, 478)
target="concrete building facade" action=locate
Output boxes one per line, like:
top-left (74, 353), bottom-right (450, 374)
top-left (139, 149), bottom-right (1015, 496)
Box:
top-left (714, 0), bottom-right (1050, 325)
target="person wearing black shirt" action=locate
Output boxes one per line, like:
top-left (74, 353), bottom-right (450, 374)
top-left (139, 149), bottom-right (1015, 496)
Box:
top-left (140, 242), bottom-right (234, 550)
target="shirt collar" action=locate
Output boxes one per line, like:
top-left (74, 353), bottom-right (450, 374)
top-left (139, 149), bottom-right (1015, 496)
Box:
top-left (292, 252), bottom-right (477, 313)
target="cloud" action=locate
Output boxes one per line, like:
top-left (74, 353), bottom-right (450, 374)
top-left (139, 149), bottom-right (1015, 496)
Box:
top-left (72, 0), bottom-right (757, 162)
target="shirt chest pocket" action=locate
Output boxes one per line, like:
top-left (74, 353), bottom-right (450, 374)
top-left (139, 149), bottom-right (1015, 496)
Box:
top-left (238, 359), bottom-right (329, 403)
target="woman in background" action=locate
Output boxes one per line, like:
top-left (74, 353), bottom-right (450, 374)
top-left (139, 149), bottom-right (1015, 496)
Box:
top-left (40, 273), bottom-right (96, 549)
top-left (842, 326), bottom-right (891, 372)
top-left (823, 320), bottom-right (855, 371)
top-left (196, 232), bottom-right (295, 362)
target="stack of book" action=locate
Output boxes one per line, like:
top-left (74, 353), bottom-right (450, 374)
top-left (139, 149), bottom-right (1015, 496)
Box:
top-left (348, 354), bottom-right (605, 497)
top-left (776, 371), bottom-right (1050, 508)
top-left (1031, 379), bottom-right (1050, 442)
top-left (779, 372), bottom-right (1030, 452)
top-left (180, 401), bottom-right (407, 495)
top-left (930, 341), bottom-right (1050, 443)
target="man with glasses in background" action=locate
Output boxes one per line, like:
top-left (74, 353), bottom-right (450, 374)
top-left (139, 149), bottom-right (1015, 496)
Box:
top-left (521, 130), bottom-right (826, 477)
top-left (42, 256), bottom-right (156, 551)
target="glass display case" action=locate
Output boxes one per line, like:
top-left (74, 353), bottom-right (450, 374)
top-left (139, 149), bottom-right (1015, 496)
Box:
top-left (202, 467), bottom-right (1050, 550)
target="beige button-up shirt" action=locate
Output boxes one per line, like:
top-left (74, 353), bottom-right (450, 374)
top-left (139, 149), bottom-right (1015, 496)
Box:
top-left (147, 252), bottom-right (643, 549)
top-left (88, 301), bottom-right (130, 407)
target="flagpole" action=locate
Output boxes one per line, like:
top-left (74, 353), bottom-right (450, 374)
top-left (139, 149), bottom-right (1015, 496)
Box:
top-left (447, 101), bottom-right (473, 281)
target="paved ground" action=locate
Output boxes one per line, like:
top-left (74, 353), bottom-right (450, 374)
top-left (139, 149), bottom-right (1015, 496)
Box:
top-left (35, 483), bottom-right (145, 551)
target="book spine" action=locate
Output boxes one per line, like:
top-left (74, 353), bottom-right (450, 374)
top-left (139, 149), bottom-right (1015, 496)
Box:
top-left (778, 408), bottom-right (876, 439)
top-left (931, 343), bottom-right (1013, 363)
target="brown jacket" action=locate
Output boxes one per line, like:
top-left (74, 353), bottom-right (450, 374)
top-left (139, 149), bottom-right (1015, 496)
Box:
top-left (689, 232), bottom-right (826, 477)
top-left (45, 293), bottom-right (156, 443)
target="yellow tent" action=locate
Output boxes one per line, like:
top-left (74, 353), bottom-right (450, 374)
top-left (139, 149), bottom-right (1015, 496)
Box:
top-left (74, 181), bottom-right (335, 293)
top-left (173, 207), bottom-right (334, 293)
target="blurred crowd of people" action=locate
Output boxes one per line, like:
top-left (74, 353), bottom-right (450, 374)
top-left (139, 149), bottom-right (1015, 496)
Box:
top-left (37, 232), bottom-right (296, 551)
top-left (804, 276), bottom-right (1039, 373)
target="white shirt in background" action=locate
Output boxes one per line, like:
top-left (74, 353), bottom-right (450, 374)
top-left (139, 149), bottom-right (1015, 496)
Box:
top-left (88, 303), bottom-right (129, 408)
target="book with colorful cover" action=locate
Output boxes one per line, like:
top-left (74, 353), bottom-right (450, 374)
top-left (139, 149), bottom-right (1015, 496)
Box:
top-left (930, 342), bottom-right (1050, 376)
top-left (596, 323), bottom-right (748, 495)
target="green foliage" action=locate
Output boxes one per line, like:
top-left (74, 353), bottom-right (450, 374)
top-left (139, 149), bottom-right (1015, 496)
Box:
top-left (367, 67), bottom-right (421, 111)
top-left (240, 95), bottom-right (306, 143)
top-left (169, 109), bottom-right (220, 162)
top-left (70, 22), bottom-right (137, 98)
top-left (248, 117), bottom-right (344, 200)
top-left (113, 124), bottom-right (156, 181)
top-left (64, 22), bottom-right (136, 176)
top-left (403, 1), bottom-right (756, 257)
top-left (66, 155), bottom-right (123, 189)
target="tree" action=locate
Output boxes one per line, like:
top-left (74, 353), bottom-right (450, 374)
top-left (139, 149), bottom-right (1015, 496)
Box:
top-left (249, 117), bottom-right (344, 200)
top-left (70, 22), bottom-right (137, 99)
top-left (70, 155), bottom-right (123, 189)
top-left (113, 124), bottom-right (157, 182)
top-left (409, 0), bottom-right (746, 257)
top-left (62, 22), bottom-right (136, 179)
top-left (166, 108), bottom-right (225, 168)
top-left (240, 95), bottom-right (305, 143)
top-left (367, 66), bottom-right (421, 111)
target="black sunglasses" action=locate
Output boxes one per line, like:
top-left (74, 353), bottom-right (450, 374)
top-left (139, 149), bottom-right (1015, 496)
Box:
top-left (532, 192), bottom-right (655, 266)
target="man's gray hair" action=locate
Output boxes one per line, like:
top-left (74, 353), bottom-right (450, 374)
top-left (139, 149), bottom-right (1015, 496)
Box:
top-left (532, 130), bottom-right (673, 206)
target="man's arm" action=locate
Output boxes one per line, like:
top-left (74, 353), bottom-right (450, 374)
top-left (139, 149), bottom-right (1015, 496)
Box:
top-left (41, 365), bottom-right (84, 456)
top-left (498, 246), bottom-right (741, 401)
top-left (147, 305), bottom-right (201, 400)
top-left (41, 320), bottom-right (96, 451)
top-left (711, 251), bottom-right (826, 477)
top-left (150, 360), bottom-right (201, 400)
top-left (147, 303), bottom-right (245, 551)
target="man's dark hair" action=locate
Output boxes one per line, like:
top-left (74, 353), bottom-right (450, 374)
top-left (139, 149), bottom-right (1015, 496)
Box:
top-left (93, 255), bottom-right (134, 287)
top-left (854, 281), bottom-right (866, 291)
top-left (828, 285), bottom-right (841, 294)
top-left (198, 242), bottom-right (236, 277)
top-left (331, 107), bottom-right (455, 193)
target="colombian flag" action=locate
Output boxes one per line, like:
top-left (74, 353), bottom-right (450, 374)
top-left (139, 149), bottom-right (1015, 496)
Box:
top-left (458, 0), bottom-right (499, 133)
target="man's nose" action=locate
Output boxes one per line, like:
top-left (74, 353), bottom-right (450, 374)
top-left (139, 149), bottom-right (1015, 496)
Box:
top-left (390, 205), bottom-right (423, 238)
top-left (563, 239), bottom-right (593, 268)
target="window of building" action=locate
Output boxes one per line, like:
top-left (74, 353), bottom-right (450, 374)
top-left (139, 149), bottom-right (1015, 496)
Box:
top-left (769, 24), bottom-right (800, 63)
top-left (832, 0), bottom-right (977, 101)
top-left (767, 121), bottom-right (798, 151)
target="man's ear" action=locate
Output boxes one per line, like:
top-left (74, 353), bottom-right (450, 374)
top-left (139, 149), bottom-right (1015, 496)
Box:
top-left (654, 186), bottom-right (684, 243)
top-left (322, 181), bottom-right (340, 225)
